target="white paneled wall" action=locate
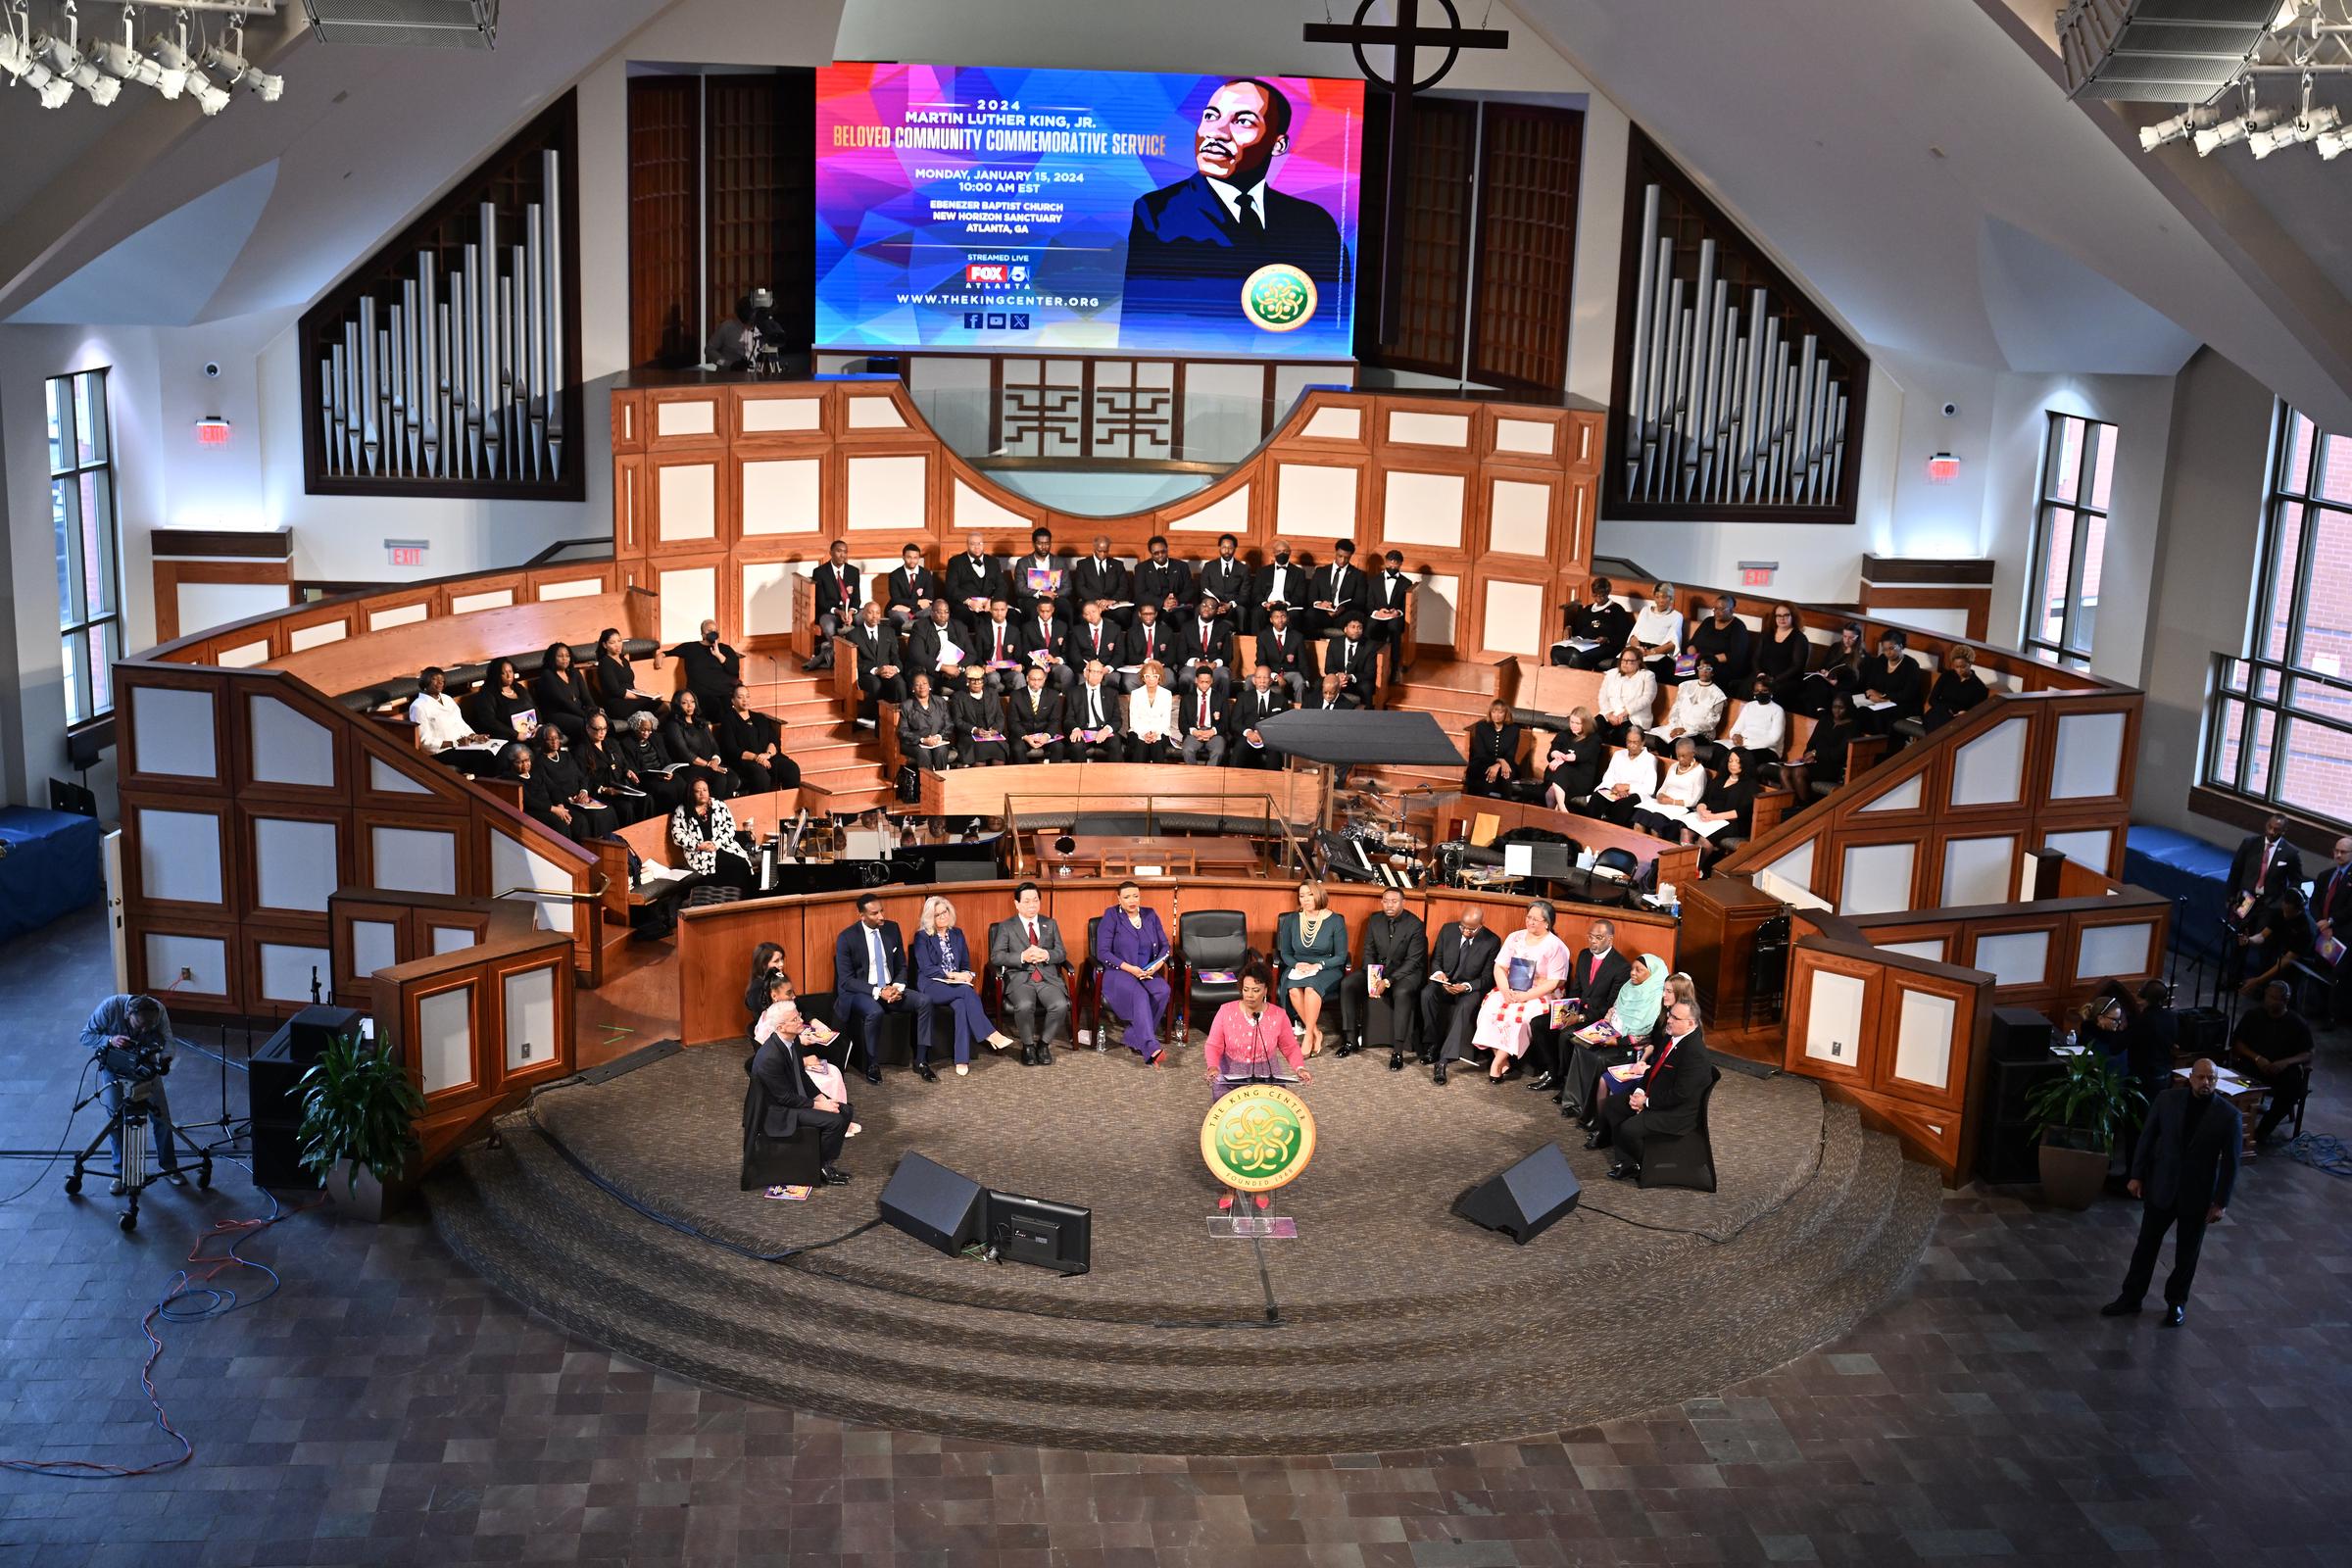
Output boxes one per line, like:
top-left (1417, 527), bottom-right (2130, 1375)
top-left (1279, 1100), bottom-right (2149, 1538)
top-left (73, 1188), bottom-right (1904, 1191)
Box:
top-left (248, 695), bottom-right (336, 788)
top-left (132, 686), bottom-right (219, 778)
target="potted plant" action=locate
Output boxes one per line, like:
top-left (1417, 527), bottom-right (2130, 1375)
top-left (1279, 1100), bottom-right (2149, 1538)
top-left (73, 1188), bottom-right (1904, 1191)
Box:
top-left (298, 1031), bottom-right (425, 1221)
top-left (2024, 1050), bottom-right (2145, 1209)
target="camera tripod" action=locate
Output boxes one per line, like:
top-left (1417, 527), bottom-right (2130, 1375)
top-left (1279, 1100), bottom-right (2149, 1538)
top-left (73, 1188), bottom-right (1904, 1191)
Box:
top-left (65, 1079), bottom-right (211, 1232)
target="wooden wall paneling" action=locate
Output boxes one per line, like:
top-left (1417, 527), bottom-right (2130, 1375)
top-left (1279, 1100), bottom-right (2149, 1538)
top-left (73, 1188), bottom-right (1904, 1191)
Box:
top-left (1465, 564), bottom-right (1556, 663)
top-left (129, 912), bottom-right (242, 1012)
top-left (442, 571), bottom-right (529, 617)
top-left (1470, 461), bottom-right (1561, 564)
top-left (237, 800), bottom-right (355, 924)
top-left (358, 809), bottom-right (478, 899)
top-left (646, 452), bottom-right (731, 557)
top-left (122, 796), bottom-right (239, 922)
top-left (354, 730), bottom-right (470, 815)
top-left (1828, 824), bottom-right (1933, 916)
top-left (1266, 453), bottom-right (1367, 547)
top-left (1871, 965), bottom-right (1980, 1114)
top-left (1465, 104), bottom-right (1583, 395)
top-left (1373, 397), bottom-right (1481, 460)
top-left (238, 914), bottom-right (339, 1019)
top-left (151, 562), bottom-right (294, 646)
top-left (627, 74), bottom-right (700, 368)
top-left (1784, 945), bottom-right (1882, 1087)
top-left (1927, 824), bottom-right (2026, 910)
top-left (831, 441), bottom-right (935, 546)
top-left (644, 389), bottom-right (729, 452)
top-left (481, 941), bottom-right (578, 1097)
top-left (1961, 910), bottom-right (2066, 1001)
top-left (613, 454), bottom-right (647, 560)
top-left (730, 386), bottom-right (831, 451)
top-left (651, 551), bottom-right (732, 645)
top-left (1281, 392), bottom-right (1375, 452)
top-left (118, 666), bottom-right (232, 792)
top-left (1378, 95), bottom-right (1479, 377)
top-left (611, 389), bottom-right (645, 453)
top-left (2068, 903), bottom-right (2167, 988)
top-left (527, 563), bottom-right (622, 601)
top-left (229, 680), bottom-right (351, 806)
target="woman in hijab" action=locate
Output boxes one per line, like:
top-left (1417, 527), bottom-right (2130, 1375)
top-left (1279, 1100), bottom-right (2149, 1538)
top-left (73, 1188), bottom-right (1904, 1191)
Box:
top-left (1570, 954), bottom-right (1672, 1141)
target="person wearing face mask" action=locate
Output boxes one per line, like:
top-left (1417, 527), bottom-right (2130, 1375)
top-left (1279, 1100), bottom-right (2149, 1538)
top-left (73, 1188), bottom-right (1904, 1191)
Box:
top-left (1366, 549), bottom-right (1413, 675)
top-left (668, 617), bottom-right (745, 711)
top-left (2101, 1057), bottom-right (2239, 1327)
top-left (1251, 540), bottom-right (1303, 635)
top-left (1718, 677), bottom-right (1788, 775)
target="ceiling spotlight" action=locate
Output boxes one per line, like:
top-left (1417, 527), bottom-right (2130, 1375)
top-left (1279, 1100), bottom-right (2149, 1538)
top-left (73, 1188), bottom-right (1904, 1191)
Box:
top-left (2193, 107), bottom-right (2278, 156)
top-left (2318, 127), bottom-right (2350, 160)
top-left (2251, 103), bottom-right (2340, 158)
top-left (2139, 110), bottom-right (2199, 152)
top-left (149, 31), bottom-right (221, 113)
top-left (202, 18), bottom-right (278, 102)
top-left (1, 26), bottom-right (74, 108)
top-left (35, 31), bottom-right (120, 105)
top-left (93, 6), bottom-right (183, 99)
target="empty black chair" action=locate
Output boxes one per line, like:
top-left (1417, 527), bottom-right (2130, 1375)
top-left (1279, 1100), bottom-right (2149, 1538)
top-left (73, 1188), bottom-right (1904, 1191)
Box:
top-left (741, 1054), bottom-right (825, 1192)
top-left (1178, 909), bottom-right (1249, 1035)
top-left (1570, 845), bottom-right (1642, 908)
top-left (1639, 1066), bottom-right (1723, 1193)
top-left (1081, 915), bottom-right (1110, 1051)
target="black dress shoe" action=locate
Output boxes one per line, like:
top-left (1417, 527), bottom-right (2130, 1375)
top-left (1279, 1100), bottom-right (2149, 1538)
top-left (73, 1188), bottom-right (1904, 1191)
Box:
top-left (2162, 1303), bottom-right (2185, 1327)
top-left (819, 1166), bottom-right (852, 1186)
top-left (1605, 1163), bottom-right (1633, 1181)
top-left (1433, 1063), bottom-right (1448, 1085)
top-left (1584, 1132), bottom-right (1608, 1150)
top-left (1388, 1051), bottom-right (1404, 1071)
top-left (1526, 1072), bottom-right (1556, 1093)
top-left (1335, 1041), bottom-right (1358, 1058)
top-left (862, 1068), bottom-right (883, 1086)
top-left (2098, 1298), bottom-right (2142, 1318)
top-left (915, 1062), bottom-right (940, 1083)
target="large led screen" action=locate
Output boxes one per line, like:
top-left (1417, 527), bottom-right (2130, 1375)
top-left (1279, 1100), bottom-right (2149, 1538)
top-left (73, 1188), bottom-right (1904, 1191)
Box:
top-left (817, 63), bottom-right (1364, 359)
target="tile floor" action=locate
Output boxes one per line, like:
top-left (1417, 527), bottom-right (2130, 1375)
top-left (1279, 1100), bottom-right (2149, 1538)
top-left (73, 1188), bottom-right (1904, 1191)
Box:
top-left (2, 903), bottom-right (2346, 1566)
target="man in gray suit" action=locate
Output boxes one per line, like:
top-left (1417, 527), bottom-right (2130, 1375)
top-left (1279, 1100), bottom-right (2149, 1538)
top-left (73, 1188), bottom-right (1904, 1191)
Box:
top-left (989, 880), bottom-right (1068, 1065)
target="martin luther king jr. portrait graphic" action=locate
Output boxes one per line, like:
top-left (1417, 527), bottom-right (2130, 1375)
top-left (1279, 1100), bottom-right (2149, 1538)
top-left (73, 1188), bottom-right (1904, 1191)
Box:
top-left (1120, 77), bottom-right (1350, 341)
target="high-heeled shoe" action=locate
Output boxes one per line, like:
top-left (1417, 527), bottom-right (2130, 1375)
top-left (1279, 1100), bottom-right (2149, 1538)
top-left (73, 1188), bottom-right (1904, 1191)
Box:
top-left (955, 1063), bottom-right (968, 1076)
top-left (1217, 1192), bottom-right (1235, 1211)
top-left (987, 1033), bottom-right (1012, 1052)
top-left (1252, 1193), bottom-right (1270, 1209)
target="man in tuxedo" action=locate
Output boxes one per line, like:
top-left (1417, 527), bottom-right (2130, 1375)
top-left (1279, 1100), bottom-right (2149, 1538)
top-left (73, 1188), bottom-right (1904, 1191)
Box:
top-left (972, 596), bottom-right (1022, 695)
top-left (1120, 77), bottom-right (1348, 343)
top-left (1254, 604), bottom-right (1316, 702)
top-left (832, 895), bottom-right (934, 1083)
top-left (1556, 576), bottom-right (1635, 670)
top-left (1341, 884), bottom-right (1428, 1067)
top-left (1123, 602), bottom-right (1178, 691)
top-left (2102, 1057), bottom-right (2240, 1326)
top-left (1178, 666), bottom-right (1228, 764)
top-left (1308, 538), bottom-right (1372, 641)
top-left (1367, 549), bottom-right (1412, 671)
top-left (749, 1005), bottom-right (854, 1185)
top-left (1311, 671), bottom-right (1358, 712)
top-left (1064, 662), bottom-right (1124, 762)
top-left (885, 544), bottom-right (938, 626)
top-left (1196, 533), bottom-right (1251, 617)
top-left (1596, 1001), bottom-right (1711, 1180)
top-left (1251, 539), bottom-right (1306, 634)
top-left (1134, 535), bottom-right (1192, 617)
top-left (807, 539), bottom-right (859, 671)
top-left (1421, 906), bottom-right (1501, 1083)
top-left (1011, 526), bottom-right (1066, 616)
top-left (906, 597), bottom-right (968, 686)
top-left (2228, 814), bottom-right (2305, 919)
top-left (952, 665), bottom-right (1010, 766)
top-left (1179, 601), bottom-right (1237, 698)
top-left (848, 602), bottom-right (907, 710)
top-left (1537, 919), bottom-right (1633, 1102)
top-left (945, 532), bottom-right (1006, 638)
top-left (1010, 664), bottom-right (1068, 763)
top-left (989, 881), bottom-right (1068, 1065)
top-left (1322, 614), bottom-right (1379, 708)
top-left (1017, 597), bottom-right (1075, 692)
top-left (1062, 601), bottom-right (1121, 678)
top-left (2313, 836), bottom-right (2352, 1022)
top-left (1070, 535), bottom-right (1132, 627)
top-left (1229, 665), bottom-right (1290, 768)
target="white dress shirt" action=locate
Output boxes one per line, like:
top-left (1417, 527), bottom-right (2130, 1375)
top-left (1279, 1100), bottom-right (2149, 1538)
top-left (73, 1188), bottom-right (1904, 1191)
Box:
top-left (1598, 750), bottom-right (1662, 801)
top-left (408, 691), bottom-right (471, 752)
top-left (1126, 685), bottom-right (1176, 738)
top-left (867, 925), bottom-right (889, 986)
top-left (1630, 605), bottom-right (1685, 653)
top-left (1651, 680), bottom-right (1727, 740)
top-left (1723, 698), bottom-right (1788, 755)
top-left (1073, 681), bottom-right (1115, 730)
top-left (1596, 667), bottom-right (1659, 729)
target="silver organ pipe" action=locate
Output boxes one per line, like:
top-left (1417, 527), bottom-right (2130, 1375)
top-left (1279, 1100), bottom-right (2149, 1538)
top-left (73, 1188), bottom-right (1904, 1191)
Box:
top-left (1616, 183), bottom-right (1857, 510)
top-left (318, 154), bottom-right (564, 486)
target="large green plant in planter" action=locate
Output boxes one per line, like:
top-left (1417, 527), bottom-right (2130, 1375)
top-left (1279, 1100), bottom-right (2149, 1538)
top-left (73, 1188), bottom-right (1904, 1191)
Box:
top-left (2025, 1049), bottom-right (2146, 1209)
top-left (298, 1033), bottom-right (424, 1216)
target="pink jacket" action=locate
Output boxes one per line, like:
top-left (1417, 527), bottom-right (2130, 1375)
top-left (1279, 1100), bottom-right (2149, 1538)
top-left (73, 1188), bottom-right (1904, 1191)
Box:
top-left (1203, 1001), bottom-right (1303, 1082)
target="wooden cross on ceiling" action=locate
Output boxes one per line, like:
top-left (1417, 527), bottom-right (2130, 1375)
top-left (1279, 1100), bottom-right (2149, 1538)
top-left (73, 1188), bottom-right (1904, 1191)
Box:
top-left (1303, 0), bottom-right (1510, 350)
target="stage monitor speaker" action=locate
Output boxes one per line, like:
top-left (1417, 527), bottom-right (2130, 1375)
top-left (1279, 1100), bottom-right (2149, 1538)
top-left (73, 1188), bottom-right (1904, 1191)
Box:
top-left (1452, 1143), bottom-right (1581, 1245)
top-left (1986, 1006), bottom-right (2055, 1063)
top-left (247, 1120), bottom-right (321, 1191)
top-left (247, 1027), bottom-right (306, 1126)
top-left (878, 1152), bottom-right (985, 1257)
top-left (288, 1004), bottom-right (364, 1066)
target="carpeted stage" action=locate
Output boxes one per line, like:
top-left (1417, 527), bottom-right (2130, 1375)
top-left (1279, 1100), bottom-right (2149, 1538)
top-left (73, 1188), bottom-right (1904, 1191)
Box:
top-left (431, 1042), bottom-right (1938, 1454)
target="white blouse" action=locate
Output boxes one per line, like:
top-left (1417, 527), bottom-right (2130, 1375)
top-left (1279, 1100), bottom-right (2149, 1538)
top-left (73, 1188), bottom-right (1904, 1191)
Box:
top-left (1723, 698), bottom-right (1788, 755)
top-left (1126, 685), bottom-right (1177, 738)
top-left (1598, 750), bottom-right (1661, 801)
top-left (1652, 760), bottom-right (1710, 809)
top-left (1652, 680), bottom-right (1726, 739)
top-left (1630, 605), bottom-right (1685, 653)
top-left (1597, 667), bottom-right (1659, 729)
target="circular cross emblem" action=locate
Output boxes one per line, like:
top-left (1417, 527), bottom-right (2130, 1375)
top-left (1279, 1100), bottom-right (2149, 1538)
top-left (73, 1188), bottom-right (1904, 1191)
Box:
top-left (1242, 264), bottom-right (1318, 333)
top-left (1200, 1084), bottom-right (1318, 1193)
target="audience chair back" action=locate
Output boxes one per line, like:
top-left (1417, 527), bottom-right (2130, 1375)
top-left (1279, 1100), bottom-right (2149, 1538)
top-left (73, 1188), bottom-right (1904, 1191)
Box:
top-left (1178, 909), bottom-right (1250, 1033)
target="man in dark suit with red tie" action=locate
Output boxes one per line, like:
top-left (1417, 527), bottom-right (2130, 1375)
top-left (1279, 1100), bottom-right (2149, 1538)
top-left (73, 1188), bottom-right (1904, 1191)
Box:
top-left (1123, 602), bottom-right (1177, 692)
top-left (1061, 601), bottom-right (1120, 679)
top-left (807, 539), bottom-right (858, 671)
top-left (1254, 604), bottom-right (1317, 702)
top-left (989, 881), bottom-right (1068, 1065)
top-left (1533, 920), bottom-right (1631, 1103)
top-left (1596, 1002), bottom-right (1710, 1181)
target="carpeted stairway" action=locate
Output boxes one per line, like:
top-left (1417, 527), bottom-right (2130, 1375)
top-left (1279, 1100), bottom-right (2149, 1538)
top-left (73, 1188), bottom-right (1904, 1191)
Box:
top-left (428, 1045), bottom-right (1937, 1454)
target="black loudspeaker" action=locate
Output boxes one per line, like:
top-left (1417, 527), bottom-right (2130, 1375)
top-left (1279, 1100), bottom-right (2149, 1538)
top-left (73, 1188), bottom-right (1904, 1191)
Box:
top-left (247, 1120), bottom-right (320, 1190)
top-left (878, 1152), bottom-right (986, 1257)
top-left (247, 1045), bottom-right (306, 1126)
top-left (288, 1004), bottom-right (363, 1065)
top-left (1452, 1143), bottom-right (1582, 1245)
top-left (1978, 1055), bottom-right (2068, 1185)
top-left (1986, 1006), bottom-right (2055, 1063)
top-left (2178, 1005), bottom-right (2227, 1056)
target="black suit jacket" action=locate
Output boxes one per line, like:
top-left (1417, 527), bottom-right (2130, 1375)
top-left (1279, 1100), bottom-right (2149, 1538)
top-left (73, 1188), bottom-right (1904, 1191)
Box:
top-left (1228, 684), bottom-right (1290, 743)
top-left (1062, 618), bottom-right (1121, 671)
top-left (1178, 686), bottom-right (1226, 738)
top-left (1135, 558), bottom-right (1192, 612)
top-left (886, 564), bottom-right (937, 614)
top-left (1369, 569), bottom-right (1412, 629)
top-left (1357, 911), bottom-right (1429, 993)
top-left (1010, 685), bottom-right (1065, 738)
top-left (2315, 860), bottom-right (2352, 930)
top-left (945, 552), bottom-right (1005, 610)
top-left (1015, 615), bottom-right (1066, 667)
top-left (973, 615), bottom-right (1020, 667)
top-left (1070, 556), bottom-right (1130, 607)
top-left (906, 617), bottom-right (967, 675)
top-left (1255, 626), bottom-right (1317, 683)
top-left (1429, 924), bottom-right (1501, 1002)
top-left (2131, 1084), bottom-right (2242, 1213)
top-left (1563, 946), bottom-right (1632, 1022)
top-left (1635, 1026), bottom-right (1711, 1137)
top-left (750, 1032), bottom-right (827, 1138)
top-left (1322, 635), bottom-right (1378, 693)
top-left (1121, 171), bottom-right (1348, 337)
top-left (1125, 617), bottom-right (1177, 670)
top-left (1196, 556), bottom-right (1251, 608)
top-left (811, 563), bottom-right (859, 621)
top-left (848, 620), bottom-right (902, 673)
top-left (2230, 833), bottom-right (2306, 905)
top-left (1466, 720), bottom-right (1522, 775)
top-left (1179, 618), bottom-right (1234, 668)
top-left (1310, 563), bottom-right (1372, 623)
top-left (1865, 654), bottom-right (1925, 717)
top-left (833, 919), bottom-right (908, 1002)
top-left (1250, 562), bottom-right (1309, 613)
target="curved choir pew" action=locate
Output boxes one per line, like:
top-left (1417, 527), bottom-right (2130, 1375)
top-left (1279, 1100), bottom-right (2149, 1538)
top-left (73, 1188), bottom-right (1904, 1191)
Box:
top-left (672, 874), bottom-right (1680, 1048)
top-left (913, 760), bottom-right (1325, 827)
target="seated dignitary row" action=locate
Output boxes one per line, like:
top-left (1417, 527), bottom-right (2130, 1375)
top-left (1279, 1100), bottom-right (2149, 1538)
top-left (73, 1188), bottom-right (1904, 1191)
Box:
top-left (1553, 578), bottom-right (1992, 734)
top-left (806, 528), bottom-right (1414, 671)
top-left (893, 660), bottom-right (1354, 770)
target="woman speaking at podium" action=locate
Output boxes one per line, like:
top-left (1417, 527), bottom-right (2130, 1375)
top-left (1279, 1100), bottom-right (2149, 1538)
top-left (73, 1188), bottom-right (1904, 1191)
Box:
top-left (1202, 957), bottom-right (1311, 1211)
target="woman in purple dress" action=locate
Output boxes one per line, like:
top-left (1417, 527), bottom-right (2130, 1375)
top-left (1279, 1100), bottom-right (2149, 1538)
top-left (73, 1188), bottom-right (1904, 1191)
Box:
top-left (1096, 880), bottom-right (1173, 1064)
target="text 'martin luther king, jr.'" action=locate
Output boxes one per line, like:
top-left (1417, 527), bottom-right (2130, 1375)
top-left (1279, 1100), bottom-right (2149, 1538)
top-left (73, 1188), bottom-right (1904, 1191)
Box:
top-left (1120, 77), bottom-right (1349, 339)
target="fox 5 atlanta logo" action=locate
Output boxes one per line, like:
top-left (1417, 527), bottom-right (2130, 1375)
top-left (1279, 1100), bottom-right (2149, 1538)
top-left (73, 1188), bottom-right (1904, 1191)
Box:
top-left (962, 262), bottom-right (1030, 286)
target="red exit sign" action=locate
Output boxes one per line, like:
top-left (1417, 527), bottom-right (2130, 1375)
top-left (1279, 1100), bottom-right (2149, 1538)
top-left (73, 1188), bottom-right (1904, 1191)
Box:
top-left (386, 540), bottom-right (428, 567)
top-left (1741, 567), bottom-right (1772, 587)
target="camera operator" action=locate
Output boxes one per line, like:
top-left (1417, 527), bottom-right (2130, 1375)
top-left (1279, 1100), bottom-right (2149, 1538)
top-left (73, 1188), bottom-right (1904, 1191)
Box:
top-left (76, 994), bottom-right (194, 1187)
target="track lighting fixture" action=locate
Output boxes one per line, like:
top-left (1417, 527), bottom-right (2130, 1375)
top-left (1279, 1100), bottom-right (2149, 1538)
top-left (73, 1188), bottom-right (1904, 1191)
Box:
top-left (1, 1), bottom-right (282, 111)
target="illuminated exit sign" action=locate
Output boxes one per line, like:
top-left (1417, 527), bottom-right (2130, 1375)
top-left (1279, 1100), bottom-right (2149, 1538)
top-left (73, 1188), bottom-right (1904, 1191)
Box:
top-left (1739, 561), bottom-right (1777, 588)
top-left (386, 539), bottom-right (428, 568)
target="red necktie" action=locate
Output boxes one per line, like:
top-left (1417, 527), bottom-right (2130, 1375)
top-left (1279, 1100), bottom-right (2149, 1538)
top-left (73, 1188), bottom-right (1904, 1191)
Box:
top-left (1026, 920), bottom-right (1042, 982)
